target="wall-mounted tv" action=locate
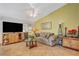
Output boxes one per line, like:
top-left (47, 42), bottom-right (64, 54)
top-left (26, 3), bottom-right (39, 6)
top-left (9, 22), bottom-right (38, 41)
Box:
top-left (3, 21), bottom-right (23, 32)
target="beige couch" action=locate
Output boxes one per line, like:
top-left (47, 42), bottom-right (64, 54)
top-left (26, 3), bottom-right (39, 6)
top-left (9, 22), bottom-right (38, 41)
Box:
top-left (36, 32), bottom-right (56, 46)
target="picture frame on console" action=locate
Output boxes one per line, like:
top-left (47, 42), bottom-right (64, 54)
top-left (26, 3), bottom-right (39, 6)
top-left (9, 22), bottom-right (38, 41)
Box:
top-left (64, 26), bottom-right (79, 38)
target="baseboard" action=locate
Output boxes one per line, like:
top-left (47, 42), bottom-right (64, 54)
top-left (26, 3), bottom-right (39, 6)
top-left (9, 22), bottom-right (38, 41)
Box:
top-left (62, 46), bottom-right (79, 51)
top-left (2, 40), bottom-right (24, 46)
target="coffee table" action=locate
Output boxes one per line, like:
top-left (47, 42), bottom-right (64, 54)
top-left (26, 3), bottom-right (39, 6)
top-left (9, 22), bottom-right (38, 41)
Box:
top-left (25, 39), bottom-right (37, 49)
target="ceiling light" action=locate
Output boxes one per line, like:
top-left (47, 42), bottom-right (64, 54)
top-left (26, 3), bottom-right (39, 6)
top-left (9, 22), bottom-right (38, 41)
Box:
top-left (26, 3), bottom-right (39, 18)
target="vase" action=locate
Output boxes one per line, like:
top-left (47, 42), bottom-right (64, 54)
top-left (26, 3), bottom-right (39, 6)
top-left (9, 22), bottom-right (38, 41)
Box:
top-left (65, 27), bottom-right (67, 37)
top-left (78, 26), bottom-right (79, 38)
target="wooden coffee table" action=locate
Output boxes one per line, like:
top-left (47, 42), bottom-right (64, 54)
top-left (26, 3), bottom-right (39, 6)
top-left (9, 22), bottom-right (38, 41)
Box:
top-left (25, 39), bottom-right (37, 49)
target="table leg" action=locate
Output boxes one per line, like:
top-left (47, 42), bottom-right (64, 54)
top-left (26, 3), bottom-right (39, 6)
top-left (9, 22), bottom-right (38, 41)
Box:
top-left (35, 41), bottom-right (37, 47)
top-left (26, 41), bottom-right (28, 46)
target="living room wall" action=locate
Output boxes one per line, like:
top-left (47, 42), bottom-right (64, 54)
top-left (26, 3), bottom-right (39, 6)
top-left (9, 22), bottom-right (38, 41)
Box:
top-left (34, 3), bottom-right (79, 35)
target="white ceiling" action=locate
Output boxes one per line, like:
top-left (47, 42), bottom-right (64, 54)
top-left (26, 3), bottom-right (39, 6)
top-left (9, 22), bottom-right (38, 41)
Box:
top-left (0, 3), bottom-right (66, 24)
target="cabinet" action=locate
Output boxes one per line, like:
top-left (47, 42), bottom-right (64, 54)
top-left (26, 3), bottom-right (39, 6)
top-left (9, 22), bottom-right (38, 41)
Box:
top-left (63, 38), bottom-right (71, 47)
top-left (2, 32), bottom-right (25, 45)
top-left (63, 37), bottom-right (79, 50)
top-left (71, 39), bottom-right (79, 50)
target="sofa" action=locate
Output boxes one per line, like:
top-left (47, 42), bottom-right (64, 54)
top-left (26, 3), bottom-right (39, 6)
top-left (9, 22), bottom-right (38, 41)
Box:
top-left (36, 32), bottom-right (56, 46)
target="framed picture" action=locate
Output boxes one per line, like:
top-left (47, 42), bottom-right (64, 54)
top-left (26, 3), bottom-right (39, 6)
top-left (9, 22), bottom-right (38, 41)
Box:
top-left (41, 22), bottom-right (52, 30)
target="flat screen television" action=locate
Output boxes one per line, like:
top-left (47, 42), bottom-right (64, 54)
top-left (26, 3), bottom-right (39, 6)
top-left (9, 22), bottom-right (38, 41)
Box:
top-left (3, 21), bottom-right (23, 32)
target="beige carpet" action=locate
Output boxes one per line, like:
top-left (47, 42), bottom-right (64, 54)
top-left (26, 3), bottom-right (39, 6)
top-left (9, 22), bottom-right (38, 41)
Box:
top-left (0, 42), bottom-right (79, 56)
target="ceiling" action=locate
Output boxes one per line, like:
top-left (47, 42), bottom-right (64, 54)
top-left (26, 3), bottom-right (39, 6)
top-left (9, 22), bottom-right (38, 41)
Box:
top-left (0, 3), bottom-right (66, 24)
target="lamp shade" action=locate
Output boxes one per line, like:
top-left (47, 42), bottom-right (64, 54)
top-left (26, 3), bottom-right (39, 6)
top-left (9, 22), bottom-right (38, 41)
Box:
top-left (32, 28), bottom-right (38, 32)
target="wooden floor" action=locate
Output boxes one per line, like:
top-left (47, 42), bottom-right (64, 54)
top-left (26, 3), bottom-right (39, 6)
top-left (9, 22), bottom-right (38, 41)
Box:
top-left (0, 42), bottom-right (79, 56)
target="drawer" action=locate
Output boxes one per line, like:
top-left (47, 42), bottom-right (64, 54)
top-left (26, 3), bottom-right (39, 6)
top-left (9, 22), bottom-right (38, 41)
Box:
top-left (71, 40), bottom-right (79, 50)
top-left (63, 39), bottom-right (71, 47)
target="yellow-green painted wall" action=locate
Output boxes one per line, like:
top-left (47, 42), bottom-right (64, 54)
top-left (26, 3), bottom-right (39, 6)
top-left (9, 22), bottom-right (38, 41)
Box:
top-left (34, 4), bottom-right (79, 35)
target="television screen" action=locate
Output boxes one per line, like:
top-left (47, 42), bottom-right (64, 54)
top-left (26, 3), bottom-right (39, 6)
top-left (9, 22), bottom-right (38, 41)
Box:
top-left (3, 21), bottom-right (23, 32)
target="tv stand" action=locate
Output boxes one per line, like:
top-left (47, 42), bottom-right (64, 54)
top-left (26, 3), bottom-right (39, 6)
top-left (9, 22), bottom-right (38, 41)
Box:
top-left (2, 32), bottom-right (27, 45)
